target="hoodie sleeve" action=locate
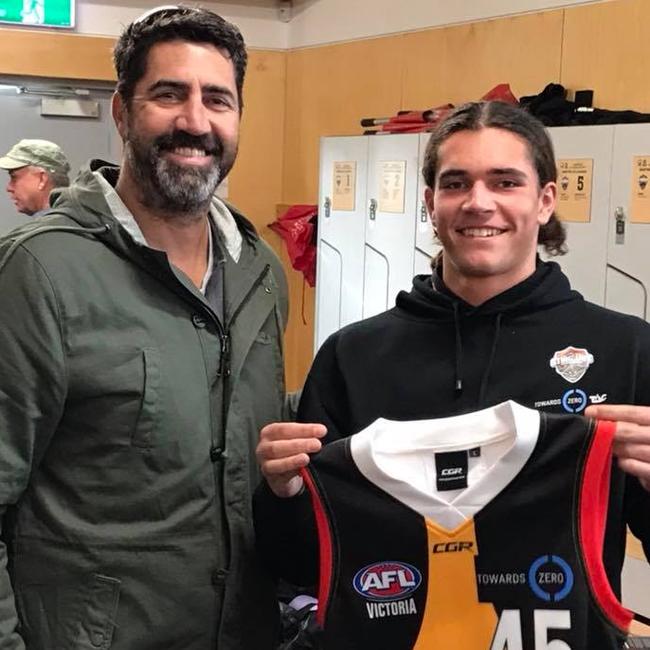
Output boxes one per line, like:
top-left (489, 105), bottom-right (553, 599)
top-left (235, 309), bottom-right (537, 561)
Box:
top-left (0, 243), bottom-right (66, 648)
top-left (624, 325), bottom-right (650, 561)
top-left (297, 332), bottom-right (353, 442)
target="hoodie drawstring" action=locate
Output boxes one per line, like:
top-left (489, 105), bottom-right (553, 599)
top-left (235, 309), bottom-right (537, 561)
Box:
top-left (478, 313), bottom-right (503, 405)
top-left (453, 302), bottom-right (463, 393)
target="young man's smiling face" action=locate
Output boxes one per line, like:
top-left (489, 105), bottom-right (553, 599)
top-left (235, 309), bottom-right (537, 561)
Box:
top-left (425, 127), bottom-right (556, 299)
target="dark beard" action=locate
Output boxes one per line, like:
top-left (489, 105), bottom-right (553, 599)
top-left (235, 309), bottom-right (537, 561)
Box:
top-left (125, 129), bottom-right (235, 217)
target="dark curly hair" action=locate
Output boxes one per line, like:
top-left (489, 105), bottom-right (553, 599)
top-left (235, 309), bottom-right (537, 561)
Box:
top-left (113, 5), bottom-right (248, 110)
top-left (422, 101), bottom-right (566, 256)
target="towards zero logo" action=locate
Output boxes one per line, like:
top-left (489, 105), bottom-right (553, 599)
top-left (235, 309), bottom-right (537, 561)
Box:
top-left (528, 555), bottom-right (574, 602)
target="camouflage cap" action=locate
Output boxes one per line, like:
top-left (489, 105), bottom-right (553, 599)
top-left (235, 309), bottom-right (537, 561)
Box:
top-left (0, 139), bottom-right (71, 177)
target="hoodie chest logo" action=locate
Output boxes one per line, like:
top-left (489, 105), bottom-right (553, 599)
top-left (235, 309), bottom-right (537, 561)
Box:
top-left (549, 347), bottom-right (594, 384)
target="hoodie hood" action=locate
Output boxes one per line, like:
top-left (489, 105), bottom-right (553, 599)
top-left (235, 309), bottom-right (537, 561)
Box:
top-left (394, 260), bottom-right (582, 403)
top-left (396, 259), bottom-right (579, 320)
top-left (48, 160), bottom-right (123, 233)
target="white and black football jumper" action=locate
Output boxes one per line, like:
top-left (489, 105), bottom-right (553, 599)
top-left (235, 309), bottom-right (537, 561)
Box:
top-left (302, 401), bottom-right (632, 650)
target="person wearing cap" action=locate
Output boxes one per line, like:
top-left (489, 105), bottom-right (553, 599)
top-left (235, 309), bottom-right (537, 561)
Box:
top-left (0, 6), bottom-right (288, 650)
top-left (0, 139), bottom-right (70, 217)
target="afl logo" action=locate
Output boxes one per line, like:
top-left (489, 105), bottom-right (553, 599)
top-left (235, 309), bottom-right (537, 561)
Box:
top-left (353, 561), bottom-right (422, 602)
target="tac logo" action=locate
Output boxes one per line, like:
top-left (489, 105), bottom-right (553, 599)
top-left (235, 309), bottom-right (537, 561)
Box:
top-left (549, 346), bottom-right (594, 383)
top-left (562, 388), bottom-right (588, 413)
top-left (353, 561), bottom-right (422, 602)
top-left (528, 555), bottom-right (574, 602)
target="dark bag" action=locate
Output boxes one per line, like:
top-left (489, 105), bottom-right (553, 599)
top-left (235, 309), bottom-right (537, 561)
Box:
top-left (277, 600), bottom-right (321, 650)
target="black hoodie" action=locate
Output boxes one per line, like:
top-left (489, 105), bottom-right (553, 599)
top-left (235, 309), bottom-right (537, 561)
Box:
top-left (254, 261), bottom-right (650, 593)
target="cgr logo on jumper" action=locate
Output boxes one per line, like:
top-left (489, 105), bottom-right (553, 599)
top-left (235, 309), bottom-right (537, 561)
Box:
top-left (549, 346), bottom-right (594, 383)
top-left (432, 541), bottom-right (474, 554)
top-left (353, 561), bottom-right (421, 601)
top-left (528, 555), bottom-right (574, 602)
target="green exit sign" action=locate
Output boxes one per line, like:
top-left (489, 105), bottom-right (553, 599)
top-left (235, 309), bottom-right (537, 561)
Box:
top-left (0, 0), bottom-right (74, 27)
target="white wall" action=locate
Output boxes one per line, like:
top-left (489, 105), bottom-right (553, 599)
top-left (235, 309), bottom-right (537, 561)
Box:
top-left (74, 0), bottom-right (610, 49)
top-left (76, 0), bottom-right (289, 49)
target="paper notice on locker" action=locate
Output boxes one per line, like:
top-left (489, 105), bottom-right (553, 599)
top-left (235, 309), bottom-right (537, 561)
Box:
top-left (630, 156), bottom-right (650, 223)
top-left (378, 160), bottom-right (406, 213)
top-left (332, 161), bottom-right (356, 211)
top-left (556, 158), bottom-right (593, 222)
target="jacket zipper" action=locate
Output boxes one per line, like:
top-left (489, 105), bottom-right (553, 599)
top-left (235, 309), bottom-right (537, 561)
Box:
top-left (215, 263), bottom-right (271, 568)
top-left (217, 263), bottom-right (271, 380)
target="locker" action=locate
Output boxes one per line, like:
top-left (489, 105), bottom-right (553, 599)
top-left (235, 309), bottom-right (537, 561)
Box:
top-left (315, 136), bottom-right (369, 352)
top-left (363, 133), bottom-right (419, 318)
top-left (316, 124), bottom-right (650, 347)
top-left (414, 131), bottom-right (442, 276)
top-left (316, 133), bottom-right (420, 350)
top-left (546, 123), bottom-right (650, 325)
top-left (546, 125), bottom-right (614, 305)
top-left (605, 123), bottom-right (650, 321)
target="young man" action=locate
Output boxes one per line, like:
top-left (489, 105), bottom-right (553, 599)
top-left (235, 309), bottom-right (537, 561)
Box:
top-left (254, 102), bottom-right (650, 602)
top-left (0, 7), bottom-right (287, 649)
top-left (0, 139), bottom-right (70, 216)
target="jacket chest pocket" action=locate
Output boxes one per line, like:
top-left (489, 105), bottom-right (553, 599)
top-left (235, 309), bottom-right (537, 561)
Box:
top-left (132, 348), bottom-right (160, 449)
top-left (66, 347), bottom-right (161, 450)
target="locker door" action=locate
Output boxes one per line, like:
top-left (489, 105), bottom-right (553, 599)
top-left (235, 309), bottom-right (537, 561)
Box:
top-left (546, 125), bottom-right (614, 306)
top-left (413, 131), bottom-right (441, 276)
top-left (606, 123), bottom-right (650, 321)
top-left (315, 136), bottom-right (369, 352)
top-left (363, 133), bottom-right (419, 318)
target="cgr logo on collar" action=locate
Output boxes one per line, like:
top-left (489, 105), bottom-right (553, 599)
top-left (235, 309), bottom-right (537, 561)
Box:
top-left (549, 346), bottom-right (594, 383)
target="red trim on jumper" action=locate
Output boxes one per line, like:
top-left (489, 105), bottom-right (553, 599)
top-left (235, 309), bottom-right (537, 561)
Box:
top-left (579, 419), bottom-right (633, 632)
top-left (300, 467), bottom-right (333, 629)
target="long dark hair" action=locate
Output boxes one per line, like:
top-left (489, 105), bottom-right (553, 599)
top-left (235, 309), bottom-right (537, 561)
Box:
top-left (422, 101), bottom-right (566, 256)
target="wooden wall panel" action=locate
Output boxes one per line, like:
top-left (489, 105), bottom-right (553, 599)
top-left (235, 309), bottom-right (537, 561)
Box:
top-left (401, 11), bottom-right (564, 109)
top-left (562, 0), bottom-right (650, 111)
top-left (283, 37), bottom-right (405, 204)
top-left (229, 50), bottom-right (287, 231)
top-left (0, 28), bottom-right (115, 80)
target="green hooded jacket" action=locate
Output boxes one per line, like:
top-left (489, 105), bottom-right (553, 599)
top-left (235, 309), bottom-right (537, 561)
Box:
top-left (0, 162), bottom-right (287, 649)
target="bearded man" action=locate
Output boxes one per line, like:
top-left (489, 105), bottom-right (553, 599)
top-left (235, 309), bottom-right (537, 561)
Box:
top-left (0, 7), bottom-right (288, 650)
